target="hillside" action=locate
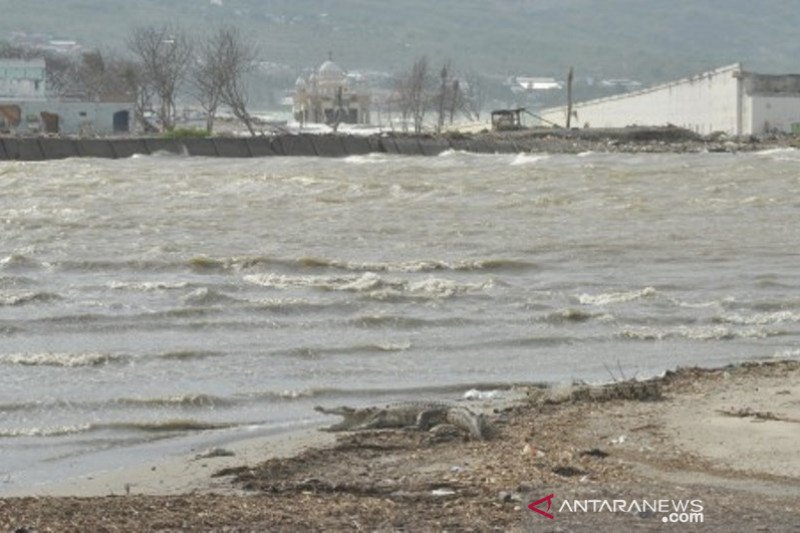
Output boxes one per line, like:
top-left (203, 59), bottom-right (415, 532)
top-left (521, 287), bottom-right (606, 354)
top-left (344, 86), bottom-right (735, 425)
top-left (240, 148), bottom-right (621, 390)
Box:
top-left (2, 0), bottom-right (799, 82)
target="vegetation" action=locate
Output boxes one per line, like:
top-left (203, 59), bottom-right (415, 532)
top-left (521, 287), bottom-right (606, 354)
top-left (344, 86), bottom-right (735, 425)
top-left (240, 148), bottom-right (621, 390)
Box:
top-left (161, 127), bottom-right (209, 139)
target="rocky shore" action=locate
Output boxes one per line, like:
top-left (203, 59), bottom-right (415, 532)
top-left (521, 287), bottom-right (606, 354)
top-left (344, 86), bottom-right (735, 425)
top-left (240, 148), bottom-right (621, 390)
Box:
top-left (2, 359), bottom-right (798, 531)
top-left (484, 125), bottom-right (800, 154)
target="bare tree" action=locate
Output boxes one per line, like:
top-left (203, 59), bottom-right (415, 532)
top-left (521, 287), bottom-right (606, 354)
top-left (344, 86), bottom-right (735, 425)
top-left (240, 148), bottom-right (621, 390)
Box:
top-left (462, 72), bottom-right (488, 121)
top-left (127, 26), bottom-right (193, 131)
top-left (203, 28), bottom-right (257, 136)
top-left (193, 31), bottom-right (227, 133)
top-left (395, 56), bottom-right (431, 134)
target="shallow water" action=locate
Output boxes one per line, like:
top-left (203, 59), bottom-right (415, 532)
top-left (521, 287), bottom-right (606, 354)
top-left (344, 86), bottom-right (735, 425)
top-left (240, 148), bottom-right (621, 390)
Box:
top-left (1, 149), bottom-right (799, 491)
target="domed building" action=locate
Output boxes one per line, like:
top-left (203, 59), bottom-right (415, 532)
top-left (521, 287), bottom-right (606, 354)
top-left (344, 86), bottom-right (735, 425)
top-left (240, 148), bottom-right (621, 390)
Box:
top-left (293, 58), bottom-right (371, 127)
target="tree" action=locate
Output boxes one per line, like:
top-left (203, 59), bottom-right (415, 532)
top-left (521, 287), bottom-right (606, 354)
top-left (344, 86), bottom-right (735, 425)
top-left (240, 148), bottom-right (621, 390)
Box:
top-left (462, 72), bottom-right (487, 122)
top-left (216, 28), bottom-right (259, 136)
top-left (127, 26), bottom-right (193, 131)
top-left (193, 27), bottom-right (258, 136)
top-left (396, 56), bottom-right (431, 134)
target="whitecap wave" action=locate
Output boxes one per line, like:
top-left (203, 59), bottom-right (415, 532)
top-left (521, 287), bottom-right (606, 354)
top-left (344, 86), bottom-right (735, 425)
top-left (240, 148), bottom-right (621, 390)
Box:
top-left (107, 280), bottom-right (190, 291)
top-left (510, 153), bottom-right (550, 166)
top-left (0, 352), bottom-right (126, 367)
top-left (244, 272), bottom-right (491, 299)
top-left (714, 310), bottom-right (800, 326)
top-left (183, 287), bottom-right (241, 305)
top-left (617, 325), bottom-right (778, 341)
top-left (578, 287), bottom-right (657, 306)
top-left (0, 291), bottom-right (62, 306)
top-left (343, 154), bottom-right (387, 165)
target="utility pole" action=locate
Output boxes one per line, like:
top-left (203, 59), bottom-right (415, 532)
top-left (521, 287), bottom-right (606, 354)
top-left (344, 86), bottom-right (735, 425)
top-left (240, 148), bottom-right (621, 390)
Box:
top-left (566, 66), bottom-right (574, 129)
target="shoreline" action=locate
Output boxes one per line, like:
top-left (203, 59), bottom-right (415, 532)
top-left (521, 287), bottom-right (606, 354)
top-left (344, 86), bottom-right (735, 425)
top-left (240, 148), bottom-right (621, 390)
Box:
top-left (2, 357), bottom-right (798, 530)
top-left (1, 126), bottom-right (798, 161)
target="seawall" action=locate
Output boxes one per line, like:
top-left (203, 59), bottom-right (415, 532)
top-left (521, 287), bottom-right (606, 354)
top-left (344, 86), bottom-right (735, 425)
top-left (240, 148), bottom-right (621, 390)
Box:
top-left (0, 128), bottom-right (790, 161)
top-left (0, 134), bottom-right (521, 161)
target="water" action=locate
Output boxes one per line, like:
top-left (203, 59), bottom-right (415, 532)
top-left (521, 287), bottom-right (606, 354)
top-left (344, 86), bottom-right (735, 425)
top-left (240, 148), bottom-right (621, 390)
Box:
top-left (2, 148), bottom-right (800, 491)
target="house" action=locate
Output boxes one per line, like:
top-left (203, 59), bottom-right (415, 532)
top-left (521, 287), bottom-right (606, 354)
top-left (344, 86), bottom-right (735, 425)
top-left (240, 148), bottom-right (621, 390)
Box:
top-left (0, 58), bottom-right (133, 135)
top-left (293, 59), bottom-right (371, 126)
top-left (0, 59), bottom-right (47, 100)
top-left (539, 63), bottom-right (800, 136)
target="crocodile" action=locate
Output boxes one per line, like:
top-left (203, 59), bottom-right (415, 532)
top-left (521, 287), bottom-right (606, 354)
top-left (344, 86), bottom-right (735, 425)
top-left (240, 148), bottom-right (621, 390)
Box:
top-left (314, 402), bottom-right (489, 440)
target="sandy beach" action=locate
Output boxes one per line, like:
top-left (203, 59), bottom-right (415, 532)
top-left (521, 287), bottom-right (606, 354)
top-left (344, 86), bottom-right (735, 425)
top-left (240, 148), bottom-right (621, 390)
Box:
top-left (1, 358), bottom-right (798, 531)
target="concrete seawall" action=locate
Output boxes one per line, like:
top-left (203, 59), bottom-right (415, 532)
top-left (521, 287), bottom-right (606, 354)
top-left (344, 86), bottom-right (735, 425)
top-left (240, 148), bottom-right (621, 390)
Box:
top-left (0, 134), bottom-right (503, 161)
top-left (1, 127), bottom-right (766, 160)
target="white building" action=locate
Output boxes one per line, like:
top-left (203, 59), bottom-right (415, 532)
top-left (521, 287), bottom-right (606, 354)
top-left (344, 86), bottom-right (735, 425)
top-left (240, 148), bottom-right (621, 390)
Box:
top-left (0, 101), bottom-right (133, 135)
top-left (0, 59), bottom-right (47, 100)
top-left (0, 58), bottom-right (133, 135)
top-left (540, 63), bottom-right (800, 136)
top-left (293, 59), bottom-right (371, 126)
top-left (515, 76), bottom-right (562, 92)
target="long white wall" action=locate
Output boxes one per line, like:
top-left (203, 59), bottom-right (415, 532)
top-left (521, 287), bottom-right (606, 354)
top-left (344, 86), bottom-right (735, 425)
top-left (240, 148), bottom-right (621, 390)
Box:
top-left (540, 64), bottom-right (744, 135)
top-left (745, 94), bottom-right (800, 134)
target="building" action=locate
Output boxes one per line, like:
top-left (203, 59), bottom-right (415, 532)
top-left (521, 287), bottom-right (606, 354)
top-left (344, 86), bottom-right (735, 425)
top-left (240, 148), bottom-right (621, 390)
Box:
top-left (0, 101), bottom-right (132, 135)
top-left (0, 59), bottom-right (47, 100)
top-left (293, 59), bottom-right (371, 126)
top-left (0, 58), bottom-right (133, 135)
top-left (539, 63), bottom-right (800, 136)
top-left (513, 76), bottom-right (562, 92)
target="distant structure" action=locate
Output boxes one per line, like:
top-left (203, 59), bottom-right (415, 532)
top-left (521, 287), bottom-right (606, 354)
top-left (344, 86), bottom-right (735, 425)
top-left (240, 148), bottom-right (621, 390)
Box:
top-left (0, 58), bottom-right (47, 100)
top-left (512, 76), bottom-right (562, 93)
top-left (539, 63), bottom-right (800, 136)
top-left (0, 58), bottom-right (133, 135)
top-left (293, 57), bottom-right (371, 126)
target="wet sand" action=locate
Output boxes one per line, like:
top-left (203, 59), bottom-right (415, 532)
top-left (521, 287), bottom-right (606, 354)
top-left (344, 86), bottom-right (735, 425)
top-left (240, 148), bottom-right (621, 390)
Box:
top-left (2, 359), bottom-right (799, 531)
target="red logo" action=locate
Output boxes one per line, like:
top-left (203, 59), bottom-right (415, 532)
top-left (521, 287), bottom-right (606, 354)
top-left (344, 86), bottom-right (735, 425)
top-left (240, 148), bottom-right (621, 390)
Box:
top-left (528, 493), bottom-right (555, 519)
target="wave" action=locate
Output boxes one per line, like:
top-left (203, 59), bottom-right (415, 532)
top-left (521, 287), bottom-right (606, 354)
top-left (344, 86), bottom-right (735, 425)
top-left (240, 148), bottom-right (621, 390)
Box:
top-left (0, 419), bottom-right (236, 438)
top-left (542, 308), bottom-right (610, 324)
top-left (510, 154), bottom-right (550, 166)
top-left (48, 254), bottom-right (536, 277)
top-left (244, 272), bottom-right (493, 299)
top-left (0, 392), bottom-right (236, 414)
top-left (345, 314), bottom-right (476, 329)
top-left (0, 348), bottom-right (226, 367)
top-left (617, 325), bottom-right (782, 341)
top-left (0, 254), bottom-right (45, 271)
top-left (712, 311), bottom-right (800, 326)
top-left (274, 341), bottom-right (412, 359)
top-left (755, 147), bottom-right (799, 159)
top-left (248, 381), bottom-right (527, 402)
top-left (0, 325), bottom-right (22, 336)
top-left (0, 275), bottom-right (37, 288)
top-left (0, 352), bottom-right (128, 367)
top-left (113, 394), bottom-right (235, 408)
top-left (578, 287), bottom-right (657, 306)
top-left (343, 154), bottom-right (388, 165)
top-left (183, 287), bottom-right (242, 306)
top-left (0, 291), bottom-right (62, 306)
top-left (773, 348), bottom-right (800, 359)
top-left (294, 256), bottom-right (536, 273)
top-left (107, 280), bottom-right (190, 291)
top-left (156, 349), bottom-right (224, 361)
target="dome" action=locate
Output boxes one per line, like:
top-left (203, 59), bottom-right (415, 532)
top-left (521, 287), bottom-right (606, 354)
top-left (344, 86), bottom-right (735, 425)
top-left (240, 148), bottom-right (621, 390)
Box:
top-left (295, 76), bottom-right (307, 89)
top-left (318, 60), bottom-right (345, 82)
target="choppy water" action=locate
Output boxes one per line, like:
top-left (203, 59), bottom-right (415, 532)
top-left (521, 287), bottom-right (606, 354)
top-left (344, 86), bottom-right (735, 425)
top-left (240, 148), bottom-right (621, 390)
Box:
top-left (2, 148), bottom-right (800, 491)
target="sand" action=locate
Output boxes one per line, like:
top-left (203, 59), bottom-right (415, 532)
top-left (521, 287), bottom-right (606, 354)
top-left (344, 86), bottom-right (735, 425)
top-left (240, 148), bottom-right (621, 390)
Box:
top-left (1, 359), bottom-right (798, 531)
